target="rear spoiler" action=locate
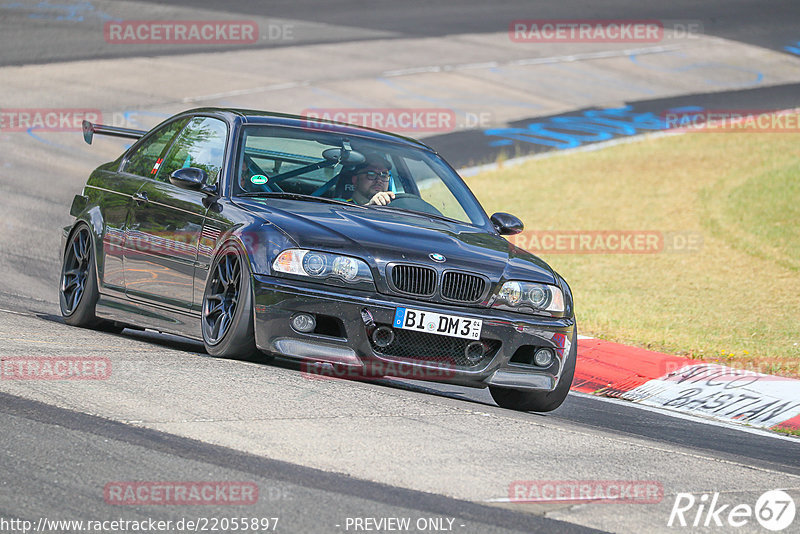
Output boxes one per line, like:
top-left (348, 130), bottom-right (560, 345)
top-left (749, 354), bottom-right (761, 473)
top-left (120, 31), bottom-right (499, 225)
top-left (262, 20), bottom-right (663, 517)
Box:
top-left (82, 120), bottom-right (146, 145)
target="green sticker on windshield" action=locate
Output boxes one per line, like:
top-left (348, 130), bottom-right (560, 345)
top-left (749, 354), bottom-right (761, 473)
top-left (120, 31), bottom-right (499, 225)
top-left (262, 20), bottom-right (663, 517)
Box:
top-left (250, 174), bottom-right (268, 185)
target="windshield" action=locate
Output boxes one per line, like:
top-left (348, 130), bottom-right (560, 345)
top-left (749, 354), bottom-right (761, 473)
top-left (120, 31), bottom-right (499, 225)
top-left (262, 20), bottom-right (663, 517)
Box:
top-left (233, 125), bottom-right (488, 226)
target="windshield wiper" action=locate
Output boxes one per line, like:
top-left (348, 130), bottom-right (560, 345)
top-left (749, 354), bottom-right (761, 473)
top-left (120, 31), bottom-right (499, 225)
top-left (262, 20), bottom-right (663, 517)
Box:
top-left (237, 192), bottom-right (361, 207)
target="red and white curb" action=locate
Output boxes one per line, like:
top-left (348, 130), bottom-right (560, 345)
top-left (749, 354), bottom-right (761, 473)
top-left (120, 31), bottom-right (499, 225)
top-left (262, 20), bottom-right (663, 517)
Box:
top-left (573, 337), bottom-right (800, 432)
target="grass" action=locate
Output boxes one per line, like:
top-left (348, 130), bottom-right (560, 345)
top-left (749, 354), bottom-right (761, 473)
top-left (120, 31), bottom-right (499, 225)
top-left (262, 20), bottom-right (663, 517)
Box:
top-left (773, 426), bottom-right (800, 438)
top-left (464, 127), bottom-right (800, 378)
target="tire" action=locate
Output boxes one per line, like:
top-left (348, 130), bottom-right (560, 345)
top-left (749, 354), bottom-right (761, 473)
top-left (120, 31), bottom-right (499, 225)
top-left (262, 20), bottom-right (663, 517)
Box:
top-left (201, 242), bottom-right (269, 361)
top-left (489, 324), bottom-right (577, 412)
top-left (59, 224), bottom-right (102, 327)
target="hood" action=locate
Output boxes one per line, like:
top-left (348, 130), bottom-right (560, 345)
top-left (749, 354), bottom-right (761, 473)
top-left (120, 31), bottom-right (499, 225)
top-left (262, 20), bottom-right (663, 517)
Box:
top-left (237, 198), bottom-right (556, 287)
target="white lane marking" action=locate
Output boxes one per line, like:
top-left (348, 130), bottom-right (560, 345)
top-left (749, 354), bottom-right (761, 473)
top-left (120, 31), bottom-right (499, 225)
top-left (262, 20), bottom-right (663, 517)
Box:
top-left (485, 486), bottom-right (800, 503)
top-left (180, 45), bottom-right (680, 102)
top-left (0, 307), bottom-right (30, 316)
top-left (182, 81), bottom-right (311, 103)
top-left (570, 391), bottom-right (799, 443)
top-left (382, 44), bottom-right (682, 77)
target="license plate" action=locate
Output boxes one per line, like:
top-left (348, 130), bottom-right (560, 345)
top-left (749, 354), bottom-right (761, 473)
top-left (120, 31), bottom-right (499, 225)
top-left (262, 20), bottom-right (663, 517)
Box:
top-left (393, 307), bottom-right (482, 340)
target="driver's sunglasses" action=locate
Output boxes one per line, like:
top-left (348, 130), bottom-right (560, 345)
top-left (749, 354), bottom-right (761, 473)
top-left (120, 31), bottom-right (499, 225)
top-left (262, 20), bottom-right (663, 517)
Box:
top-left (359, 170), bottom-right (391, 182)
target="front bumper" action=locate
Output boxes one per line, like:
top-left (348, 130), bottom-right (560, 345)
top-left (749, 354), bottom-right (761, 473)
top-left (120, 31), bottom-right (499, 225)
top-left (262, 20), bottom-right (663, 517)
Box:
top-left (252, 274), bottom-right (575, 391)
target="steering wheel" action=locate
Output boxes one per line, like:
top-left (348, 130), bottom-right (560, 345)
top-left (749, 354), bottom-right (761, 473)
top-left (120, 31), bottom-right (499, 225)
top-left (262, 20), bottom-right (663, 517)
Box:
top-left (387, 193), bottom-right (445, 217)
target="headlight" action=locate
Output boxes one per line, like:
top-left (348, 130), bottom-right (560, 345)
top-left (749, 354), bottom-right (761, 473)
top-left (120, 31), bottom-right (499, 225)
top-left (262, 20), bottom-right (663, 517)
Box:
top-left (499, 281), bottom-right (522, 305)
top-left (302, 252), bottom-right (326, 276)
top-left (492, 281), bottom-right (565, 314)
top-left (331, 256), bottom-right (360, 281)
top-left (273, 249), bottom-right (373, 286)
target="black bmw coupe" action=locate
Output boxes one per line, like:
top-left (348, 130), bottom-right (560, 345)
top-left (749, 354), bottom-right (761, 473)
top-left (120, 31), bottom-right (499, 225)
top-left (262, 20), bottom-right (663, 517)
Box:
top-left (61, 108), bottom-right (576, 411)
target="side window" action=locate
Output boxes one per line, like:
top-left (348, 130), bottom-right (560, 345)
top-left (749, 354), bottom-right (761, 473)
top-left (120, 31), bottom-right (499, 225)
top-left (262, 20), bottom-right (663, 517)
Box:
top-left (121, 119), bottom-right (187, 177)
top-left (157, 117), bottom-right (228, 185)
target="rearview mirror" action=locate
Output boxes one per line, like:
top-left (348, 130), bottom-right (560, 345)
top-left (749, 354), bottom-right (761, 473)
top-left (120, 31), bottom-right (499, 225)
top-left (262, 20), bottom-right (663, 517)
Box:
top-left (491, 212), bottom-right (524, 235)
top-left (322, 147), bottom-right (365, 165)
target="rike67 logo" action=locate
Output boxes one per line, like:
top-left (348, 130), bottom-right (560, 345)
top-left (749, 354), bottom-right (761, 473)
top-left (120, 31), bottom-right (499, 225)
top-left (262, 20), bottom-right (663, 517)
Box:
top-left (668, 490), bottom-right (796, 531)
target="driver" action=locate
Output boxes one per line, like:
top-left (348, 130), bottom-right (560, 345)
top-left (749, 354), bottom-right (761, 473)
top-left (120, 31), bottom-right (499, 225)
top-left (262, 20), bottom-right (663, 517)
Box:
top-left (349, 152), bottom-right (396, 206)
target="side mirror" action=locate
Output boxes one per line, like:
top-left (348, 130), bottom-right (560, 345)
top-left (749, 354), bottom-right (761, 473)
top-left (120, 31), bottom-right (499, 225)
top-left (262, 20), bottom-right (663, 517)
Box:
top-left (490, 212), bottom-right (524, 236)
top-left (169, 167), bottom-right (216, 195)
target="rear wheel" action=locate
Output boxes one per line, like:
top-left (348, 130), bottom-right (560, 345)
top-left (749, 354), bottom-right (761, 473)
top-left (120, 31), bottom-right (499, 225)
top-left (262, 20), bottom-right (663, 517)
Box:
top-left (489, 324), bottom-right (577, 412)
top-left (60, 224), bottom-right (101, 327)
top-left (59, 224), bottom-right (123, 332)
top-left (201, 243), bottom-right (270, 361)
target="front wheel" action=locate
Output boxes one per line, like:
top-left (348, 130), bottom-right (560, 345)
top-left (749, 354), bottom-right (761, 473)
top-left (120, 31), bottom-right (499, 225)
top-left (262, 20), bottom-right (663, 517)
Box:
top-left (489, 324), bottom-right (577, 412)
top-left (201, 243), bottom-right (270, 361)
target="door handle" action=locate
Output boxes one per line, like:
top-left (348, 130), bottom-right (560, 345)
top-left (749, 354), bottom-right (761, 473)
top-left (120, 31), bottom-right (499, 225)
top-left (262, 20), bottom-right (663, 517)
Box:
top-left (133, 191), bottom-right (149, 205)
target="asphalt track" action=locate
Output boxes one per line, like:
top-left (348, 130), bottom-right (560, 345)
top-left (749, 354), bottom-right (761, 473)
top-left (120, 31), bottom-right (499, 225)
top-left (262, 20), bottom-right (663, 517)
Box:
top-left (1, 1), bottom-right (799, 533)
top-left (0, 391), bottom-right (592, 534)
top-left (2, 0), bottom-right (800, 65)
top-left (1, 307), bottom-right (797, 534)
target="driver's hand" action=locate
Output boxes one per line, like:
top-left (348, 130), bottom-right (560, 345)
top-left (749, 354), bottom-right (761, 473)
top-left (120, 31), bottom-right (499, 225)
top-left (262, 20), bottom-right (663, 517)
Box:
top-left (367, 191), bottom-right (395, 206)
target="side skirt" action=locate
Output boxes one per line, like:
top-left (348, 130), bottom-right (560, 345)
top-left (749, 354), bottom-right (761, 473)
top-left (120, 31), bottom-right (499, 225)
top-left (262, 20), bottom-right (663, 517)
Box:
top-left (95, 292), bottom-right (202, 340)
